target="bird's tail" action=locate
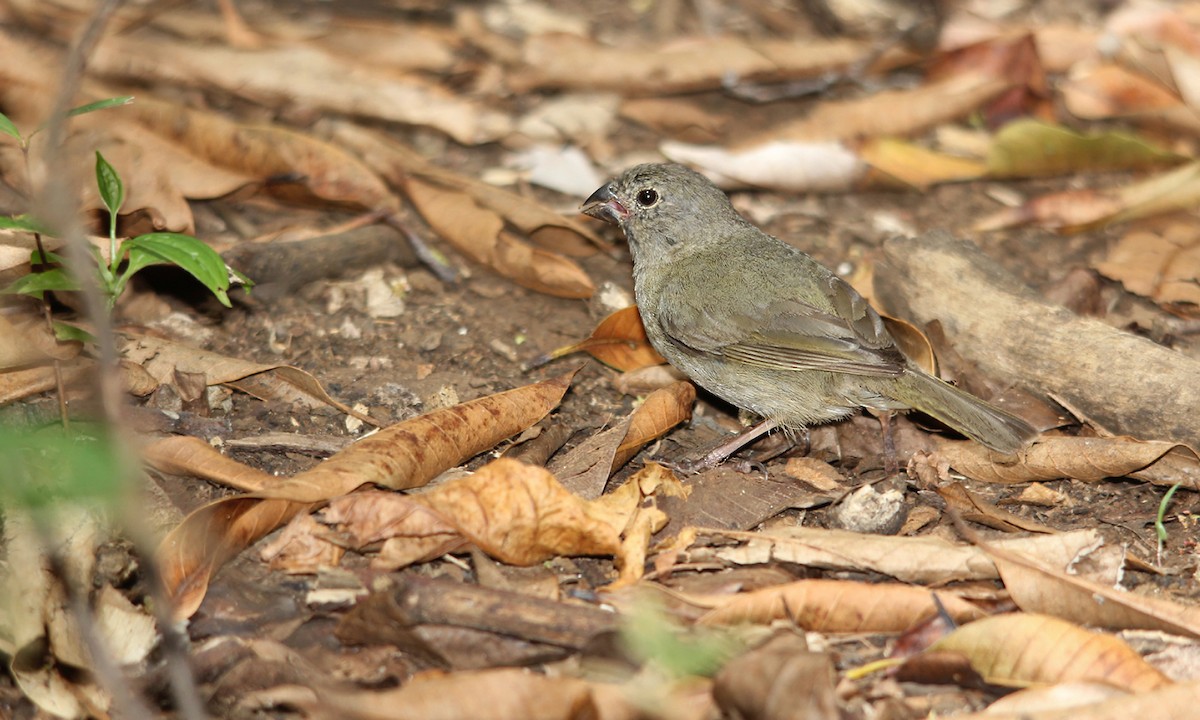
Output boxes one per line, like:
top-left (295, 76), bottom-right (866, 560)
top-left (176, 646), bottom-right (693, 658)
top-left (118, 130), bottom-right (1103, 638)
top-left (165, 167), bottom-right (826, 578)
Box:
top-left (887, 370), bottom-right (1036, 454)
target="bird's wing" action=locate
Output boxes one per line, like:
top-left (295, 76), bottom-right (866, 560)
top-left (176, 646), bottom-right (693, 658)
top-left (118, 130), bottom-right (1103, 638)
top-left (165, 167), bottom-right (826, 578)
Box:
top-left (658, 273), bottom-right (906, 378)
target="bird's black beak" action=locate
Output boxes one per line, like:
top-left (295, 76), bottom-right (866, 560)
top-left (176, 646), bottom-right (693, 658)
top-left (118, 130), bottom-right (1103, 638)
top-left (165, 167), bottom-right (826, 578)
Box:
top-left (580, 183), bottom-right (628, 225)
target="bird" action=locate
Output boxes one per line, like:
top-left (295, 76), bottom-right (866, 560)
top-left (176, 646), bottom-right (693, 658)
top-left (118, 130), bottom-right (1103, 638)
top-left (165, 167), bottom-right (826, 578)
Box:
top-left (581, 162), bottom-right (1035, 469)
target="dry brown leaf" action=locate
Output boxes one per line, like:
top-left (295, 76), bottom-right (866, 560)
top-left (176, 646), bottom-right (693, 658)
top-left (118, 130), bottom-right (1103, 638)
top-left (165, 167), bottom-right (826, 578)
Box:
top-left (979, 538), bottom-right (1200, 638)
top-left (611, 381), bottom-right (696, 470)
top-left (310, 20), bottom-right (459, 73)
top-left (551, 382), bottom-right (693, 499)
top-left (403, 177), bottom-right (595, 298)
top-left (976, 160), bottom-right (1200, 233)
top-left (927, 436), bottom-right (1200, 489)
top-left (509, 34), bottom-right (876, 94)
top-left (930, 613), bottom-right (1172, 692)
top-left (698, 579), bottom-right (986, 632)
top-left (120, 333), bottom-right (370, 422)
top-left (926, 34), bottom-right (1050, 126)
top-left (1062, 63), bottom-right (1200, 135)
top-left (260, 369), bottom-right (578, 502)
top-left (619, 98), bottom-right (727, 143)
top-left (331, 122), bottom-right (606, 255)
top-left (315, 667), bottom-right (624, 720)
top-left (0, 312), bottom-right (79, 369)
top-left (937, 482), bottom-right (1058, 534)
top-left (1095, 222), bottom-right (1200, 306)
top-left (92, 33), bottom-right (510, 145)
top-left (142, 435), bottom-right (278, 493)
top-left (154, 372), bottom-right (576, 619)
top-left (123, 97), bottom-right (396, 210)
top-left (694, 526), bottom-right (1104, 585)
top-left (743, 71), bottom-right (1012, 145)
top-left (157, 496), bottom-right (311, 622)
top-left (536, 306), bottom-right (665, 372)
top-left (325, 459), bottom-right (622, 569)
top-left (0, 359), bottom-right (91, 408)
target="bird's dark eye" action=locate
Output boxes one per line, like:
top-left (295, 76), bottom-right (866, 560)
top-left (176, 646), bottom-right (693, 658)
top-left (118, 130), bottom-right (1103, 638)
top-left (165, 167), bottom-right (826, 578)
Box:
top-left (636, 189), bottom-right (659, 207)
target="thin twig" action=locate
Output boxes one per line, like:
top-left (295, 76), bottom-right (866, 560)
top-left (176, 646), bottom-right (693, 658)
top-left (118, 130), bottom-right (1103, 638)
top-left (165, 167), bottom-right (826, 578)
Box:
top-left (27, 1), bottom-right (207, 718)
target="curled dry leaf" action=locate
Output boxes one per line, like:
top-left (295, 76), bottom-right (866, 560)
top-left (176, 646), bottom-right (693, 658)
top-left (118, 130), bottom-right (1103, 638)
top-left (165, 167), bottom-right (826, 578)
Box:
top-left (402, 176), bottom-right (595, 299)
top-left (327, 459), bottom-right (621, 568)
top-left (611, 381), bottom-right (696, 470)
top-left (978, 537), bottom-right (1200, 638)
top-left (123, 97), bottom-right (396, 210)
top-left (532, 305), bottom-right (665, 372)
top-left (1062, 63), bottom-right (1200, 135)
top-left (331, 122), bottom-right (607, 255)
top-left (694, 526), bottom-right (1105, 585)
top-left (937, 482), bottom-right (1057, 534)
top-left (744, 71), bottom-right (1013, 145)
top-left (121, 333), bottom-right (372, 423)
top-left (975, 160), bottom-right (1200, 233)
top-left (714, 636), bottom-right (838, 720)
top-left (154, 371), bottom-right (576, 619)
top-left (930, 613), bottom-right (1172, 692)
top-left (143, 435), bottom-right (278, 493)
top-left (0, 312), bottom-right (80, 370)
top-left (697, 579), bottom-right (986, 633)
top-left (277, 461), bottom-right (678, 584)
top-left (0, 361), bottom-right (92, 408)
top-left (925, 436), bottom-right (1200, 489)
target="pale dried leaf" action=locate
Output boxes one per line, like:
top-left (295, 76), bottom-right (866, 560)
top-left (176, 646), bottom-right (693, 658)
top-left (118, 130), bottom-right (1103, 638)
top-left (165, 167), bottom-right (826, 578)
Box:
top-left (930, 436), bottom-right (1200, 489)
top-left (699, 579), bottom-right (986, 632)
top-left (697, 526), bottom-right (1105, 584)
top-left (932, 613), bottom-right (1172, 692)
top-left (93, 34), bottom-right (510, 144)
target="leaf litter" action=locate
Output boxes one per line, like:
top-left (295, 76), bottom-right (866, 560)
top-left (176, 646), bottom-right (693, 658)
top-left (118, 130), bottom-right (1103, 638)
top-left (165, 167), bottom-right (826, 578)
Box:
top-left (5, 0), bottom-right (1200, 718)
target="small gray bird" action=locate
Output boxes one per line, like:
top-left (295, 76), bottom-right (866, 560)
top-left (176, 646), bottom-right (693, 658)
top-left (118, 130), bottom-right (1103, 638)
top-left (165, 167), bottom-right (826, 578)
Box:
top-left (582, 163), bottom-right (1035, 468)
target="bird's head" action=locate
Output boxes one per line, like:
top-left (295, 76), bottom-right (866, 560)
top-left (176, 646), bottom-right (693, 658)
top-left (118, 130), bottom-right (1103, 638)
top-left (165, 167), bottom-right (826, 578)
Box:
top-left (581, 163), bottom-right (740, 259)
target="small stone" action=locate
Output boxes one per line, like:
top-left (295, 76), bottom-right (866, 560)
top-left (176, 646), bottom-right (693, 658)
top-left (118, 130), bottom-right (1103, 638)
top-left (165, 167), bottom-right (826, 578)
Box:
top-left (831, 483), bottom-right (907, 535)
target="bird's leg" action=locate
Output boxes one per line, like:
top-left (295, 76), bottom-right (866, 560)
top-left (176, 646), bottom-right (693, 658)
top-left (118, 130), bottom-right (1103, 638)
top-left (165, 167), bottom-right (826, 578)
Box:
top-left (680, 417), bottom-right (782, 473)
top-left (879, 411), bottom-right (899, 476)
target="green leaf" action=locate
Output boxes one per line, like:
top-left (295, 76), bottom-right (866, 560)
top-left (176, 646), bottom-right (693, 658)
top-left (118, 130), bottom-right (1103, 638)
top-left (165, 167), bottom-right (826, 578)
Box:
top-left (988, 120), bottom-right (1185, 179)
top-left (620, 599), bottom-right (741, 678)
top-left (0, 214), bottom-right (50, 233)
top-left (95, 151), bottom-right (125, 217)
top-left (2, 268), bottom-right (79, 298)
top-left (67, 95), bottom-right (134, 119)
top-left (122, 233), bottom-right (232, 307)
top-left (0, 112), bottom-right (20, 142)
top-left (31, 249), bottom-right (67, 265)
top-left (52, 321), bottom-right (95, 344)
top-left (0, 425), bottom-right (124, 510)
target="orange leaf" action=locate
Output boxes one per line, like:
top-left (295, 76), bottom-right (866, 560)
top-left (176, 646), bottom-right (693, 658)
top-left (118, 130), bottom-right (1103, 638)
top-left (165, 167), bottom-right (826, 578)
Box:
top-left (535, 306), bottom-right (665, 372)
top-left (931, 613), bottom-right (1172, 692)
top-left (154, 371), bottom-right (577, 619)
top-left (698, 579), bottom-right (986, 633)
top-left (403, 177), bottom-right (595, 299)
